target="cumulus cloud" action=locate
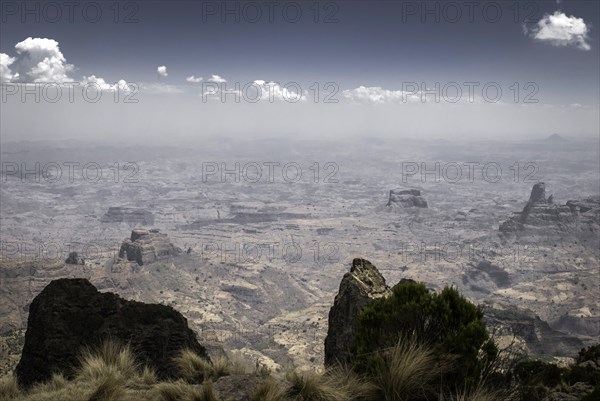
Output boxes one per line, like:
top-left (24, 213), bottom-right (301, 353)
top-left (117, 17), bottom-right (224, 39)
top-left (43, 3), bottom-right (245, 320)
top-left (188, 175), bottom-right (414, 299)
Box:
top-left (208, 74), bottom-right (226, 83)
top-left (0, 53), bottom-right (16, 82)
top-left (342, 86), bottom-right (420, 104)
top-left (6, 37), bottom-right (74, 83)
top-left (81, 75), bottom-right (132, 92)
top-left (258, 80), bottom-right (305, 102)
top-left (186, 75), bottom-right (202, 83)
top-left (157, 65), bottom-right (168, 77)
top-left (527, 12), bottom-right (591, 50)
top-left (201, 79), bottom-right (306, 102)
top-left (1, 37), bottom-right (134, 98)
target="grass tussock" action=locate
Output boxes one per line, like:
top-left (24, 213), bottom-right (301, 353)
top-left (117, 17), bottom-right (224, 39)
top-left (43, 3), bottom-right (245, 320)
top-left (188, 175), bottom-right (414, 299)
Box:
top-left (285, 366), bottom-right (375, 401)
top-left (251, 379), bottom-right (287, 401)
top-left (6, 341), bottom-right (153, 401)
top-left (174, 350), bottom-right (230, 384)
top-left (210, 356), bottom-right (231, 378)
top-left (77, 341), bottom-right (138, 382)
top-left (0, 374), bottom-right (21, 401)
top-left (3, 340), bottom-right (508, 401)
top-left (86, 374), bottom-right (126, 401)
top-left (442, 387), bottom-right (506, 401)
top-left (154, 380), bottom-right (220, 401)
top-left (372, 339), bottom-right (446, 401)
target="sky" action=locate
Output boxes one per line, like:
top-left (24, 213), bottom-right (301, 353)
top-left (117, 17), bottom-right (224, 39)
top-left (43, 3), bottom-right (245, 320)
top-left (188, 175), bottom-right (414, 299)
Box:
top-left (0, 0), bottom-right (598, 143)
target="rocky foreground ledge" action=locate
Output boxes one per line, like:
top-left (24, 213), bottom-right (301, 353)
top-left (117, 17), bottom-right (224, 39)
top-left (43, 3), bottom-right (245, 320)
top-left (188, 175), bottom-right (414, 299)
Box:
top-left (15, 278), bottom-right (209, 388)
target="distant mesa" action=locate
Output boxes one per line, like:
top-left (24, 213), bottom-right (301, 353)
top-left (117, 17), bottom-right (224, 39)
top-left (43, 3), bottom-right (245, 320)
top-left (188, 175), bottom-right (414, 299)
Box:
top-left (101, 206), bottom-right (154, 225)
top-left (546, 133), bottom-right (566, 142)
top-left (118, 228), bottom-right (182, 266)
top-left (64, 251), bottom-right (84, 265)
top-left (386, 188), bottom-right (428, 208)
top-left (15, 278), bottom-right (210, 388)
top-left (500, 182), bottom-right (600, 237)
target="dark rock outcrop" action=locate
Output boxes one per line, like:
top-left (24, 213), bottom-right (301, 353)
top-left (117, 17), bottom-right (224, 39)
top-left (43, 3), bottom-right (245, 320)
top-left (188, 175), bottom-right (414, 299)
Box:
top-left (101, 206), bottom-right (154, 225)
top-left (386, 189), bottom-right (428, 208)
top-left (15, 278), bottom-right (209, 388)
top-left (118, 229), bottom-right (182, 265)
top-left (324, 258), bottom-right (391, 366)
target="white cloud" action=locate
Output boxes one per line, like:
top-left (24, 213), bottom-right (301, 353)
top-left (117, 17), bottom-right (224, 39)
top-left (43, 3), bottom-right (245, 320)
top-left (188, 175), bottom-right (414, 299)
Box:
top-left (201, 79), bottom-right (306, 102)
top-left (1, 38), bottom-right (133, 96)
top-left (527, 12), bottom-right (591, 50)
top-left (81, 75), bottom-right (132, 92)
top-left (259, 81), bottom-right (305, 102)
top-left (208, 74), bottom-right (226, 83)
top-left (140, 83), bottom-right (185, 94)
top-left (186, 75), bottom-right (202, 83)
top-left (8, 37), bottom-right (74, 83)
top-left (342, 86), bottom-right (420, 104)
top-left (157, 65), bottom-right (168, 77)
top-left (0, 53), bottom-right (15, 82)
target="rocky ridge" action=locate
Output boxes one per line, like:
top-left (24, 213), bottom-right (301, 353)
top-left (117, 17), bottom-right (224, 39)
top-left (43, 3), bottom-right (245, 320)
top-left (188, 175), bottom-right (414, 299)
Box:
top-left (500, 182), bottom-right (599, 238)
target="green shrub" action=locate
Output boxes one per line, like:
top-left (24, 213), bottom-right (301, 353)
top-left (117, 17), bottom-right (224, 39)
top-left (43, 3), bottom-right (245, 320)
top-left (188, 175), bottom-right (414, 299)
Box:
top-left (577, 344), bottom-right (600, 365)
top-left (513, 360), bottom-right (563, 388)
top-left (581, 383), bottom-right (600, 401)
top-left (351, 280), bottom-right (497, 391)
top-left (564, 364), bottom-right (600, 386)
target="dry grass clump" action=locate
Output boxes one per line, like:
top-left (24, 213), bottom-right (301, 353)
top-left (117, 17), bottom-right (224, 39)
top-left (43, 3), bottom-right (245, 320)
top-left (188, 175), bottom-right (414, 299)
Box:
top-left (174, 350), bottom-right (230, 384)
top-left (154, 380), bottom-right (220, 401)
top-left (0, 374), bottom-right (21, 401)
top-left (211, 356), bottom-right (230, 378)
top-left (6, 341), bottom-right (153, 401)
top-left (285, 366), bottom-right (375, 401)
top-left (441, 387), bottom-right (506, 401)
top-left (2, 339), bottom-right (506, 401)
top-left (372, 339), bottom-right (446, 401)
top-left (77, 341), bottom-right (139, 382)
top-left (251, 379), bottom-right (287, 401)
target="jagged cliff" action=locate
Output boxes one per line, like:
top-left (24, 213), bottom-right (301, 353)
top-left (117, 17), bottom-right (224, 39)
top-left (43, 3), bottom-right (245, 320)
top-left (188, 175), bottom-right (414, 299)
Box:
top-left (324, 258), bottom-right (391, 365)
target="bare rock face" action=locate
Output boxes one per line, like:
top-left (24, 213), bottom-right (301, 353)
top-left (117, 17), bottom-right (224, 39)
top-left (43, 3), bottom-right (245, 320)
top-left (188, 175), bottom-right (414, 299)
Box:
top-left (101, 206), bottom-right (154, 225)
top-left (386, 189), bottom-right (428, 208)
top-left (499, 182), bottom-right (593, 233)
top-left (118, 229), bottom-right (182, 265)
top-left (324, 258), bottom-right (391, 366)
top-left (15, 278), bottom-right (209, 388)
